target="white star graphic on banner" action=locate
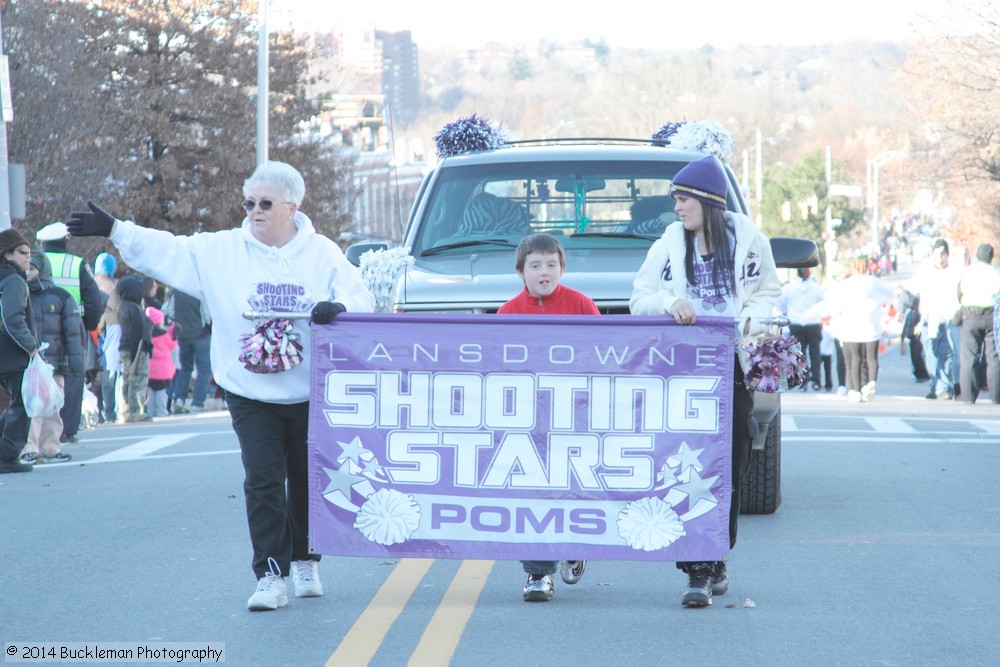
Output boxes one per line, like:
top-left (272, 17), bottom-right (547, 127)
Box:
top-left (667, 442), bottom-right (704, 473)
top-left (336, 436), bottom-right (370, 465)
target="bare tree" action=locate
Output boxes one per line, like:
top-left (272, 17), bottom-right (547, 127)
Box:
top-left (3, 0), bottom-right (356, 257)
top-left (903, 2), bottom-right (1000, 243)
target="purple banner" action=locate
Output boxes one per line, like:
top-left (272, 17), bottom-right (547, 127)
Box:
top-left (308, 314), bottom-right (735, 562)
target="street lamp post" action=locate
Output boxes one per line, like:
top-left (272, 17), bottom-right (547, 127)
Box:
top-left (256, 0), bottom-right (269, 166)
top-left (867, 150), bottom-right (908, 252)
top-left (740, 127), bottom-right (763, 206)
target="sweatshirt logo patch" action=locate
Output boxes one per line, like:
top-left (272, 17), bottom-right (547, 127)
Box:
top-left (249, 281), bottom-right (312, 313)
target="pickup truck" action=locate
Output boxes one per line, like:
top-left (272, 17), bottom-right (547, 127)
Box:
top-left (346, 138), bottom-right (818, 514)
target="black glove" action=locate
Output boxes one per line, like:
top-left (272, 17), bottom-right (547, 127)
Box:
top-left (311, 301), bottom-right (345, 325)
top-left (67, 200), bottom-right (117, 237)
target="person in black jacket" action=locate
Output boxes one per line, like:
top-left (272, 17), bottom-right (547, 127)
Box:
top-left (21, 251), bottom-right (83, 463)
top-left (0, 228), bottom-right (39, 473)
top-left (36, 222), bottom-right (103, 443)
top-left (167, 289), bottom-right (213, 413)
top-left (116, 275), bottom-right (152, 422)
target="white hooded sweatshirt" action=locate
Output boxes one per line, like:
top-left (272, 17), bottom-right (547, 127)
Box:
top-left (109, 212), bottom-right (375, 403)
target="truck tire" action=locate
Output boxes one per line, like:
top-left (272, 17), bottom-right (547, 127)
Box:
top-left (740, 407), bottom-right (782, 515)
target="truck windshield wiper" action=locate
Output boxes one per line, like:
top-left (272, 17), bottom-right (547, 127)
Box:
top-left (420, 239), bottom-right (519, 256)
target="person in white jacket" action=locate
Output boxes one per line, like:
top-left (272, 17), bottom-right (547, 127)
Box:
top-left (67, 161), bottom-right (375, 612)
top-left (630, 155), bottom-right (781, 608)
top-left (822, 256), bottom-right (894, 403)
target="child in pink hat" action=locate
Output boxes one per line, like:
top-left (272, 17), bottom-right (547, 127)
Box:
top-left (144, 306), bottom-right (177, 417)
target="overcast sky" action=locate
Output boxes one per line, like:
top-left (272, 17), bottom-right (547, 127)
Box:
top-left (275, 0), bottom-right (975, 51)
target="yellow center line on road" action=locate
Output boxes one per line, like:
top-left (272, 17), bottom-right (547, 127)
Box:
top-left (326, 558), bottom-right (433, 666)
top-left (325, 558), bottom-right (496, 666)
top-left (407, 560), bottom-right (495, 667)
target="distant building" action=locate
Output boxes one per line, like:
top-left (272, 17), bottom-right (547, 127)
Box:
top-left (375, 30), bottom-right (419, 126)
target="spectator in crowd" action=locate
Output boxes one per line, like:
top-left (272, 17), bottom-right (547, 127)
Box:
top-left (956, 243), bottom-right (1000, 404)
top-left (36, 222), bottom-right (103, 443)
top-left (91, 252), bottom-right (118, 422)
top-left (819, 318), bottom-right (835, 392)
top-left (145, 306), bottom-right (177, 417)
top-left (115, 275), bottom-right (152, 423)
top-left (142, 275), bottom-right (164, 311)
top-left (777, 267), bottom-right (825, 390)
top-left (908, 239), bottom-right (961, 400)
top-left (630, 155), bottom-right (780, 608)
top-left (0, 228), bottom-right (38, 474)
top-left (67, 160), bottom-right (375, 611)
top-left (20, 250), bottom-right (82, 464)
top-left (166, 289), bottom-right (213, 414)
top-left (823, 257), bottom-right (894, 403)
top-left (497, 232), bottom-right (598, 602)
top-left (897, 288), bottom-right (931, 383)
top-left (98, 288), bottom-right (122, 424)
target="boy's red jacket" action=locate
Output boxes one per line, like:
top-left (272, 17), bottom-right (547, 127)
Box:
top-left (497, 284), bottom-right (600, 315)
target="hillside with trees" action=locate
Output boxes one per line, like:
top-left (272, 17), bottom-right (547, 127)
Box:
top-left (2, 1), bottom-right (996, 265)
top-left (400, 11), bottom-right (999, 258)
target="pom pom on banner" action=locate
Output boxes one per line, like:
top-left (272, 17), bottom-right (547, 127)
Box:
top-left (359, 246), bottom-right (414, 312)
top-left (238, 318), bottom-right (303, 374)
top-left (433, 114), bottom-right (510, 158)
top-left (738, 332), bottom-right (809, 393)
top-left (652, 120), bottom-right (735, 164)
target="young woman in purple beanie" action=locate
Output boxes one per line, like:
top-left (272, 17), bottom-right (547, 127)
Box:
top-left (631, 155), bottom-right (781, 607)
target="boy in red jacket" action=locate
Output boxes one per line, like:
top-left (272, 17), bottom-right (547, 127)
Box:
top-left (498, 233), bottom-right (598, 601)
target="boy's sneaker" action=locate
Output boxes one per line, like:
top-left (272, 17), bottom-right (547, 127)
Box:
top-left (44, 452), bottom-right (72, 463)
top-left (20, 452), bottom-right (38, 465)
top-left (247, 573), bottom-right (288, 611)
top-left (172, 402), bottom-right (189, 414)
top-left (522, 574), bottom-right (554, 602)
top-left (681, 563), bottom-right (714, 607)
top-left (291, 560), bottom-right (323, 597)
top-left (711, 562), bottom-right (729, 595)
top-left (559, 560), bottom-right (586, 585)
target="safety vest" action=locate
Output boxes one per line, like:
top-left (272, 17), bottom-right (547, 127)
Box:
top-left (45, 251), bottom-right (85, 315)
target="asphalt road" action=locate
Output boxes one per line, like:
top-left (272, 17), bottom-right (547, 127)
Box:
top-left (2, 345), bottom-right (998, 666)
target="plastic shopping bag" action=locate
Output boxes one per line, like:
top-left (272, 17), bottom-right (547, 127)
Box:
top-left (21, 352), bottom-right (65, 418)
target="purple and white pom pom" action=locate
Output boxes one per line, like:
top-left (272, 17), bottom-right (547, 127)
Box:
top-left (738, 332), bottom-right (809, 393)
top-left (238, 318), bottom-right (303, 374)
top-left (665, 120), bottom-right (735, 164)
top-left (434, 114), bottom-right (510, 158)
top-left (650, 121), bottom-right (687, 147)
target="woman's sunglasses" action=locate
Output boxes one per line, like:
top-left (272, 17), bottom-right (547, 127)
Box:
top-left (242, 198), bottom-right (288, 212)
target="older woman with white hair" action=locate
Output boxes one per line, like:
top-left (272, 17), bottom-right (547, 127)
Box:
top-left (67, 161), bottom-right (375, 611)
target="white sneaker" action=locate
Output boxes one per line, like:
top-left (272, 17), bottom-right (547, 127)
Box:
top-left (247, 573), bottom-right (288, 611)
top-left (291, 560), bottom-right (323, 598)
top-left (861, 381), bottom-right (876, 403)
top-left (836, 386), bottom-right (848, 397)
top-left (847, 390), bottom-right (862, 403)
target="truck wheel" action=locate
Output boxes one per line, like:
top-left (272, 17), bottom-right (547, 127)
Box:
top-left (740, 408), bottom-right (782, 515)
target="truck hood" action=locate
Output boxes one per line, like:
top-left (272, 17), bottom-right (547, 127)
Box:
top-left (398, 247), bottom-right (649, 311)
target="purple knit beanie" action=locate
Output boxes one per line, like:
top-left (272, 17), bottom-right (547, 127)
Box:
top-left (670, 155), bottom-right (728, 210)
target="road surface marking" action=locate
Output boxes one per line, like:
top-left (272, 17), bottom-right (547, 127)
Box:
top-left (86, 434), bottom-right (197, 463)
top-left (326, 558), bottom-right (434, 667)
top-left (866, 417), bottom-right (918, 433)
top-left (407, 560), bottom-right (495, 666)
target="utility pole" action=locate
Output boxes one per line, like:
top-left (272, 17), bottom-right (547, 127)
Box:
top-left (0, 11), bottom-right (11, 231)
top-left (256, 0), bottom-right (269, 166)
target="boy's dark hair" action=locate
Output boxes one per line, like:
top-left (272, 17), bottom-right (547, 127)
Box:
top-left (514, 233), bottom-right (566, 273)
